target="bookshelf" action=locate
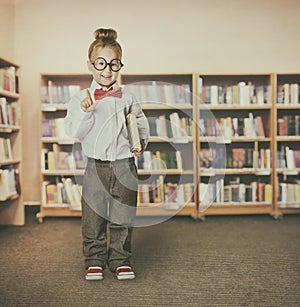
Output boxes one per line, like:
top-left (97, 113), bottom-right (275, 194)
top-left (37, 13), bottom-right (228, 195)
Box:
top-left (274, 73), bottom-right (300, 216)
top-left (120, 74), bottom-right (198, 218)
top-left (37, 74), bottom-right (92, 222)
top-left (0, 57), bottom-right (24, 225)
top-left (196, 74), bottom-right (275, 218)
top-left (36, 72), bottom-right (300, 222)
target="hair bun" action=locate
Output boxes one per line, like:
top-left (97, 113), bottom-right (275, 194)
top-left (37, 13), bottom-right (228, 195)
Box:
top-left (94, 28), bottom-right (118, 41)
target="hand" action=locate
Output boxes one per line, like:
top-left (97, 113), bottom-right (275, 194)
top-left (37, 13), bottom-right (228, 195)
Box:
top-left (133, 139), bottom-right (146, 157)
top-left (80, 89), bottom-right (94, 112)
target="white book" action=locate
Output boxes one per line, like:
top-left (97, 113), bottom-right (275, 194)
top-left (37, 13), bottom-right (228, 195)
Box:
top-left (176, 185), bottom-right (185, 204)
top-left (210, 85), bottom-right (218, 105)
top-left (126, 113), bottom-right (141, 152)
top-left (169, 112), bottom-right (182, 138)
top-left (72, 184), bottom-right (82, 210)
top-left (142, 151), bottom-right (152, 170)
top-left (55, 118), bottom-right (70, 139)
top-left (175, 151), bottom-right (183, 170)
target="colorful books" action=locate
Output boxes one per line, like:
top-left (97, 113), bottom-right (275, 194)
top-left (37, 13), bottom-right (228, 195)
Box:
top-left (124, 82), bottom-right (191, 105)
top-left (199, 78), bottom-right (272, 105)
top-left (40, 81), bottom-right (81, 104)
top-left (42, 178), bottom-right (82, 209)
top-left (137, 176), bottom-right (194, 205)
top-left (137, 150), bottom-right (183, 171)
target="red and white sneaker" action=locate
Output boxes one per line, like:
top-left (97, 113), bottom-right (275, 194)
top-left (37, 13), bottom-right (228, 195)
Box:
top-left (115, 266), bottom-right (135, 280)
top-left (85, 266), bottom-right (103, 280)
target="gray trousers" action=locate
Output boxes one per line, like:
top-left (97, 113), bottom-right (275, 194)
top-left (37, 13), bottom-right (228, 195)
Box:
top-left (81, 157), bottom-right (138, 272)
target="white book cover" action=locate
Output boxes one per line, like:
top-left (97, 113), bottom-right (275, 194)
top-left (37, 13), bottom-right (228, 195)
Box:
top-left (126, 113), bottom-right (141, 152)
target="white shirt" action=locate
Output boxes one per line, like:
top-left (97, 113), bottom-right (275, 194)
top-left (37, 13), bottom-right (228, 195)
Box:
top-left (64, 79), bottom-right (149, 161)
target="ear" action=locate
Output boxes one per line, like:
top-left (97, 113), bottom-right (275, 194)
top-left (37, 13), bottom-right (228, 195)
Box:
top-left (87, 60), bottom-right (93, 72)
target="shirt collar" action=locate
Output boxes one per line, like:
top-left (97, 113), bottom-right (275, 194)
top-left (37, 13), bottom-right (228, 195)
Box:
top-left (90, 79), bottom-right (118, 92)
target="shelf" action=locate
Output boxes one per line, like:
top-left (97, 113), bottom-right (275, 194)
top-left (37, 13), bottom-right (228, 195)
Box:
top-left (42, 170), bottom-right (85, 176)
top-left (41, 137), bottom-right (79, 144)
top-left (199, 136), bottom-right (271, 143)
top-left (138, 169), bottom-right (193, 175)
top-left (136, 204), bottom-right (197, 217)
top-left (41, 104), bottom-right (68, 112)
top-left (0, 193), bottom-right (19, 202)
top-left (276, 136), bottom-right (300, 142)
top-left (275, 73), bottom-right (300, 215)
top-left (199, 168), bottom-right (271, 176)
top-left (277, 104), bottom-right (300, 110)
top-left (0, 124), bottom-right (20, 133)
top-left (149, 136), bottom-right (193, 143)
top-left (0, 57), bottom-right (24, 225)
top-left (37, 72), bottom-right (300, 220)
top-left (199, 104), bottom-right (272, 110)
top-left (0, 160), bottom-right (21, 166)
top-left (141, 104), bottom-right (193, 110)
top-left (0, 90), bottom-right (19, 100)
top-left (198, 203), bottom-right (273, 216)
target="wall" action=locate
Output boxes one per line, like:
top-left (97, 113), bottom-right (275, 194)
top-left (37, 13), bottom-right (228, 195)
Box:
top-left (11, 0), bottom-right (300, 202)
top-left (0, 0), bottom-right (14, 59)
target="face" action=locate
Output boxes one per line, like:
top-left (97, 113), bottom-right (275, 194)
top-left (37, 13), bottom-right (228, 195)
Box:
top-left (87, 47), bottom-right (121, 88)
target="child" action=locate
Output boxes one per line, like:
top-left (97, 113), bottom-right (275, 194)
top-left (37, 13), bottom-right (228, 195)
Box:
top-left (64, 28), bottom-right (149, 280)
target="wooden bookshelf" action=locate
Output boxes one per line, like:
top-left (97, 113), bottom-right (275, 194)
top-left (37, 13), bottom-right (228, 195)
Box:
top-left (0, 57), bottom-right (24, 225)
top-left (120, 74), bottom-right (198, 219)
top-left (274, 73), bottom-right (300, 216)
top-left (37, 74), bottom-right (92, 222)
top-left (36, 72), bottom-right (300, 222)
top-left (196, 73), bottom-right (275, 218)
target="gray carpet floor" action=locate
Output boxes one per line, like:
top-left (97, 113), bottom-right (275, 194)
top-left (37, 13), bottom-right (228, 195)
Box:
top-left (0, 208), bottom-right (299, 307)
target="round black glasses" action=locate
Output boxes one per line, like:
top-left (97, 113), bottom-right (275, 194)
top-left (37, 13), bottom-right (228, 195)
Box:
top-left (91, 57), bottom-right (124, 72)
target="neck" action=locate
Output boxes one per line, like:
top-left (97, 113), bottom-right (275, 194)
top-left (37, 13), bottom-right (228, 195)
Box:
top-left (99, 80), bottom-right (117, 89)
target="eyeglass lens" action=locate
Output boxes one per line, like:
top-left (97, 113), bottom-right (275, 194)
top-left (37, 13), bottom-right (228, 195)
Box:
top-left (93, 58), bottom-right (123, 72)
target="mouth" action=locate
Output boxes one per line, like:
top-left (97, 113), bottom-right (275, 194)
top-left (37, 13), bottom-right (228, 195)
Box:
top-left (101, 74), bottom-right (112, 80)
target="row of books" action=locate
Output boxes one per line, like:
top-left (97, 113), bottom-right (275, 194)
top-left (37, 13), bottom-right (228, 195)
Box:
top-left (0, 137), bottom-right (13, 163)
top-left (137, 150), bottom-right (183, 171)
top-left (138, 176), bottom-right (194, 204)
top-left (277, 146), bottom-right (300, 169)
top-left (0, 66), bottom-right (17, 93)
top-left (42, 118), bottom-right (69, 139)
top-left (199, 114), bottom-right (265, 138)
top-left (198, 80), bottom-right (271, 105)
top-left (42, 179), bottom-right (82, 210)
top-left (0, 166), bottom-right (19, 200)
top-left (277, 115), bottom-right (300, 136)
top-left (40, 81), bottom-right (81, 104)
top-left (148, 113), bottom-right (193, 138)
top-left (199, 178), bottom-right (272, 206)
top-left (277, 83), bottom-right (300, 104)
top-left (0, 98), bottom-right (19, 126)
top-left (41, 145), bottom-right (85, 171)
top-left (200, 147), bottom-right (271, 170)
top-left (124, 82), bottom-right (192, 105)
top-left (278, 181), bottom-right (300, 207)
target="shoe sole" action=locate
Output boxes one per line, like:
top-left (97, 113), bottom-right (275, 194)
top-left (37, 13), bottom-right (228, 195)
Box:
top-left (85, 274), bottom-right (103, 280)
top-left (116, 274), bottom-right (135, 280)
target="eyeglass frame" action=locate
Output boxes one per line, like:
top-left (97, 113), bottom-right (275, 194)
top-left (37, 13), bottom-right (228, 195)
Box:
top-left (91, 57), bottom-right (124, 72)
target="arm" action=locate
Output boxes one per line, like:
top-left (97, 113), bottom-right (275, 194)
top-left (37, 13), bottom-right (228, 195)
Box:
top-left (130, 98), bottom-right (150, 156)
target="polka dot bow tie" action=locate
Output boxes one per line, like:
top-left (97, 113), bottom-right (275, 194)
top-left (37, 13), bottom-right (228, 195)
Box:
top-left (94, 87), bottom-right (122, 101)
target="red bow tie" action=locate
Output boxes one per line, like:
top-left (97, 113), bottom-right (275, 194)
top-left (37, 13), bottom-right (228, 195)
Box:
top-left (94, 87), bottom-right (122, 101)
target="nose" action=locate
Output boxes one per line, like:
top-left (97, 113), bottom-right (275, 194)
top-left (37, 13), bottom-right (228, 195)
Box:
top-left (104, 64), bottom-right (112, 72)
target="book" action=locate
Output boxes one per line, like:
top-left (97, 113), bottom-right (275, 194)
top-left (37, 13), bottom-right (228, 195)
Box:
top-left (126, 113), bottom-right (142, 152)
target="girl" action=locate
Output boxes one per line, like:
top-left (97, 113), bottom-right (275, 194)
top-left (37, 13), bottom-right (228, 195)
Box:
top-left (64, 28), bottom-right (149, 280)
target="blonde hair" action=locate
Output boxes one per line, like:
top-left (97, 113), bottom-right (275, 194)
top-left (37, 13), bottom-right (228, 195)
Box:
top-left (88, 28), bottom-right (122, 60)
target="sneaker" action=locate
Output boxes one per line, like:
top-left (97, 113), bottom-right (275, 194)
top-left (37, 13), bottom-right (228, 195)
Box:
top-left (85, 266), bottom-right (103, 280)
top-left (115, 265), bottom-right (135, 280)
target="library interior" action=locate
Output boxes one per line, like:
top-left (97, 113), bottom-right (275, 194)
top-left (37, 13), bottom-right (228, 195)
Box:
top-left (0, 1), bottom-right (299, 306)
